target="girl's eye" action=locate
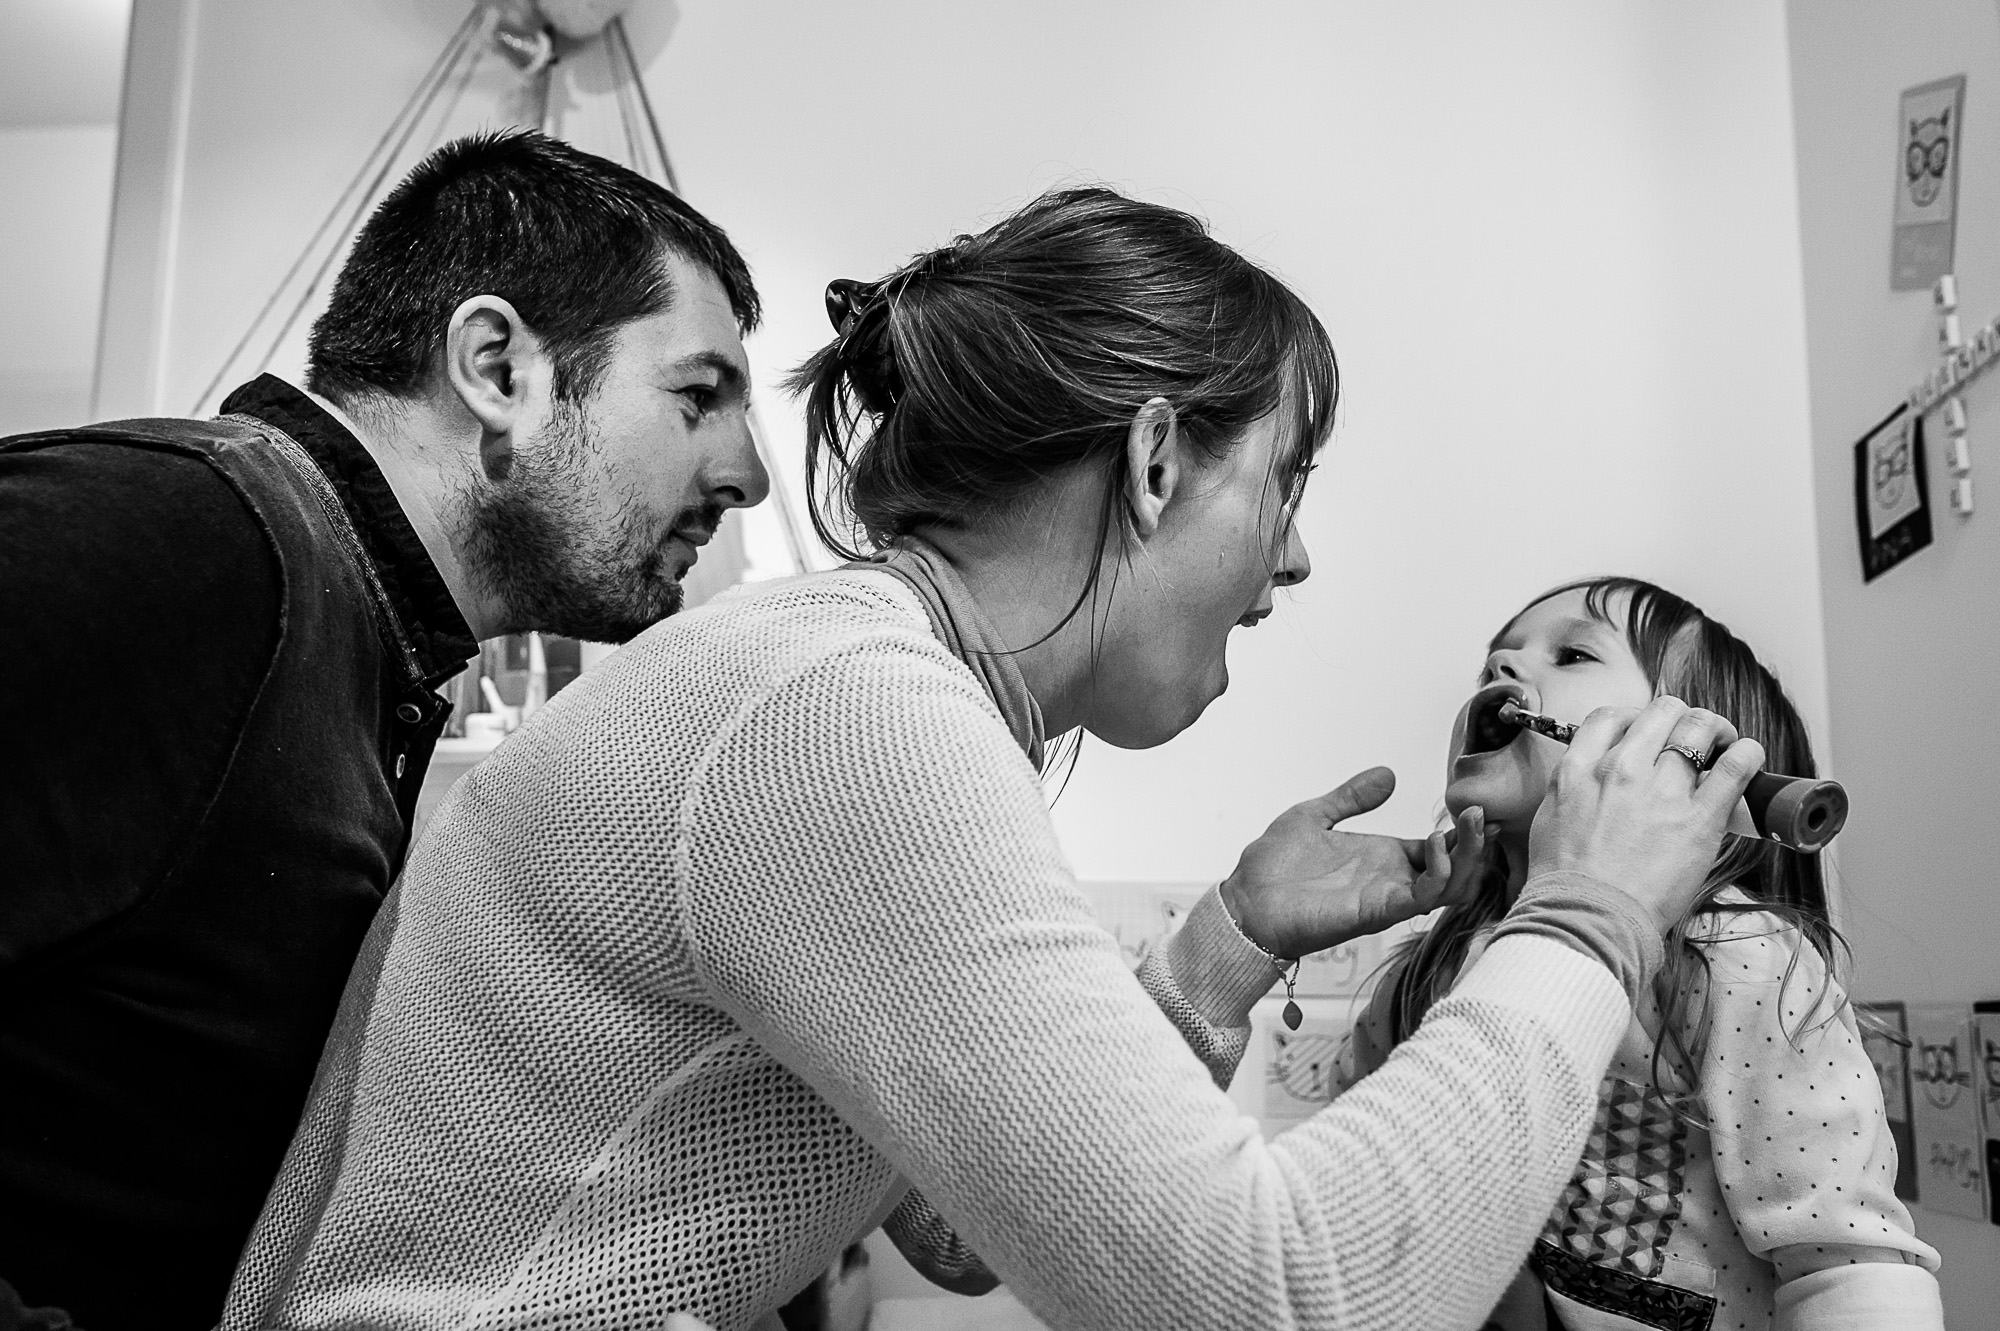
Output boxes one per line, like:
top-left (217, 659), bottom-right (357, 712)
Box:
top-left (1554, 646), bottom-right (1596, 666)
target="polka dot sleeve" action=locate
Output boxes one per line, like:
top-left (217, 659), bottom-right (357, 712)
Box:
top-left (1689, 912), bottom-right (1943, 1325)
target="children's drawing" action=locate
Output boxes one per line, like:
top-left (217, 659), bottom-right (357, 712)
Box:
top-left (1892, 75), bottom-right (1965, 289)
top-left (1907, 1004), bottom-right (1989, 1222)
top-left (1266, 1029), bottom-right (1341, 1108)
top-left (1293, 936), bottom-right (1378, 998)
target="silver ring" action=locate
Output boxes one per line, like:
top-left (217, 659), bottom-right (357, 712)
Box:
top-left (1661, 743), bottom-right (1708, 768)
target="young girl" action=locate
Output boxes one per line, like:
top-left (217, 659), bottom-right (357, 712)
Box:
top-left (1338, 577), bottom-right (1944, 1330)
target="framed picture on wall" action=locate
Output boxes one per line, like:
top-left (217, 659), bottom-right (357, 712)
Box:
top-left (1892, 75), bottom-right (1966, 291)
top-left (1853, 403), bottom-right (1932, 582)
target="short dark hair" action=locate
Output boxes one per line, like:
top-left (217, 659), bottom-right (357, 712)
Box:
top-left (306, 131), bottom-right (759, 405)
top-left (785, 186), bottom-right (1338, 560)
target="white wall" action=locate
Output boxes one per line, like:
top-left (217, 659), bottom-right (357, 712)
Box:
top-left (0, 0), bottom-right (129, 125)
top-left (0, 0), bottom-right (128, 435)
top-left (0, 0), bottom-right (126, 435)
top-left (1786, 0), bottom-right (2000, 1314)
top-left (635, 0), bottom-right (1830, 877)
top-left (0, 125), bottom-right (119, 435)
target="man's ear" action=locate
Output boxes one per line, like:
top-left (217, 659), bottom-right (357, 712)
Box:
top-left (1122, 396), bottom-right (1181, 540)
top-left (443, 295), bottom-right (542, 481)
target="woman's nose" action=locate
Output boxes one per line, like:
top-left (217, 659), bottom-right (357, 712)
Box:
top-left (1271, 521), bottom-right (1311, 588)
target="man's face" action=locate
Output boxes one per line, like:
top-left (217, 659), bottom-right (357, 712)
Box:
top-left (462, 253), bottom-right (769, 643)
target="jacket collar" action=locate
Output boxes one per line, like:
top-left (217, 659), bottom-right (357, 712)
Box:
top-left (219, 375), bottom-right (479, 684)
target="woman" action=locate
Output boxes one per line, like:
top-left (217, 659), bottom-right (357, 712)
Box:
top-left (222, 189), bottom-right (1762, 1331)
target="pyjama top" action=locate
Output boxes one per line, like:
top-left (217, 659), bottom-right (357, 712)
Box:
top-left (1339, 901), bottom-right (1944, 1330)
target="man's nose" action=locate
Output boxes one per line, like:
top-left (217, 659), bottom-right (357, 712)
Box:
top-left (711, 411), bottom-right (771, 511)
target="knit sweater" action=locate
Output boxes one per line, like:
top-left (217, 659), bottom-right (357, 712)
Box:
top-left (222, 568), bottom-right (1638, 1331)
top-left (1338, 902), bottom-right (1944, 1330)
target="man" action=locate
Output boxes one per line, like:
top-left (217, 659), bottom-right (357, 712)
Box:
top-left (0, 130), bottom-right (767, 1330)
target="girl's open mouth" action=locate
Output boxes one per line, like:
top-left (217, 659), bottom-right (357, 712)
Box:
top-left (1463, 683), bottom-right (1529, 755)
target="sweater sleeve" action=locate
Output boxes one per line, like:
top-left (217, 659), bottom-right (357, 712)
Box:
top-left (1685, 913), bottom-right (1943, 1330)
top-left (881, 1189), bottom-right (1001, 1297)
top-left (883, 887), bottom-right (1274, 1297)
top-left (678, 639), bottom-right (1633, 1331)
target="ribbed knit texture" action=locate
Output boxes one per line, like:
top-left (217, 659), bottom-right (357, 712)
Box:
top-left (1493, 869), bottom-right (1665, 1007)
top-left (222, 569), bottom-right (1634, 1331)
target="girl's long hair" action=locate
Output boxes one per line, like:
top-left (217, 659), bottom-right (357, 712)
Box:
top-left (1386, 577), bottom-right (1844, 1094)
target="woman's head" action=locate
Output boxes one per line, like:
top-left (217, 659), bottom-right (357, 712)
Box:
top-left (786, 187), bottom-right (1339, 746)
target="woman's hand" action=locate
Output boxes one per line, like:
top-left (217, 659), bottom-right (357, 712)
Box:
top-left (1526, 695), bottom-right (1765, 935)
top-left (1220, 768), bottom-right (1488, 960)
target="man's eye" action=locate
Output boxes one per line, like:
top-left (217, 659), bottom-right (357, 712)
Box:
top-left (681, 385), bottom-right (718, 411)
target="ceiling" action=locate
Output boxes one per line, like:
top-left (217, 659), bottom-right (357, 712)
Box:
top-left (0, 0), bottom-right (130, 127)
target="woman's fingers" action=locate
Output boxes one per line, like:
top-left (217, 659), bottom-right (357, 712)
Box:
top-left (1607, 696), bottom-right (1691, 776)
top-left (1657, 707), bottom-right (1740, 777)
top-left (1560, 702), bottom-right (1648, 767)
top-left (1528, 694), bottom-right (1762, 936)
top-left (1697, 736), bottom-right (1766, 819)
top-left (1294, 765), bottom-right (1398, 828)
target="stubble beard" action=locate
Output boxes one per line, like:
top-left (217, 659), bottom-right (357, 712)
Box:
top-left (459, 400), bottom-right (718, 644)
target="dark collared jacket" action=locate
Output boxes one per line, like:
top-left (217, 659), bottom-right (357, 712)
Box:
top-left (0, 376), bottom-right (477, 1330)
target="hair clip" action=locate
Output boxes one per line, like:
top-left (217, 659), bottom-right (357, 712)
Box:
top-left (823, 277), bottom-right (901, 413)
top-left (825, 278), bottom-right (882, 337)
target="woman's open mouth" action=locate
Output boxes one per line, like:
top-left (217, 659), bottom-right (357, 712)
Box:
top-left (1462, 683), bottom-right (1529, 755)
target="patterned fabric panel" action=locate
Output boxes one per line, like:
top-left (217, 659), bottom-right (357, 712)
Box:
top-left (1542, 1077), bottom-right (1687, 1280)
top-left (1532, 1242), bottom-right (1715, 1331)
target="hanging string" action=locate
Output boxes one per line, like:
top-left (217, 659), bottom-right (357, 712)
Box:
top-left (188, 7), bottom-right (484, 415)
top-left (419, 23), bottom-right (489, 160)
top-left (242, 20), bottom-right (482, 395)
top-left (608, 16), bottom-right (681, 195)
top-left (611, 42), bottom-right (648, 180)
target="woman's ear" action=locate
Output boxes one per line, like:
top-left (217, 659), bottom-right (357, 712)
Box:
top-left (443, 295), bottom-right (544, 481)
top-left (1122, 397), bottom-right (1181, 540)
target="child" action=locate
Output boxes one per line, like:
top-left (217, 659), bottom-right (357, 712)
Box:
top-left (1336, 577), bottom-right (1944, 1330)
